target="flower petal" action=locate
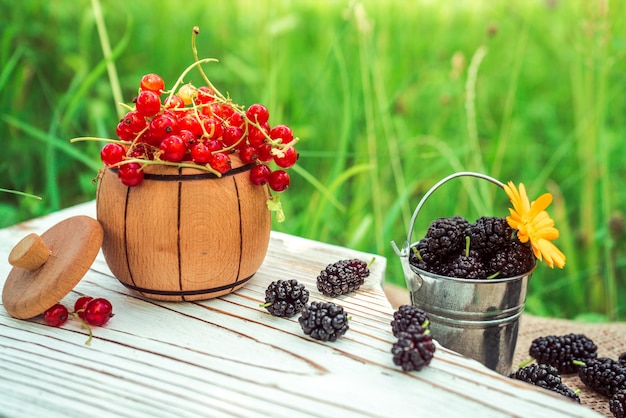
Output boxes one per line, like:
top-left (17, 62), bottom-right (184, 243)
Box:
top-left (528, 193), bottom-right (553, 218)
top-left (504, 180), bottom-right (565, 269)
top-left (535, 239), bottom-right (566, 268)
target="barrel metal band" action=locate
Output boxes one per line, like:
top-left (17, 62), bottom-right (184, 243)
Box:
top-left (120, 274), bottom-right (255, 296)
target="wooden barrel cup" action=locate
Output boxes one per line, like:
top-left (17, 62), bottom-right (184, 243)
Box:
top-left (96, 155), bottom-right (271, 301)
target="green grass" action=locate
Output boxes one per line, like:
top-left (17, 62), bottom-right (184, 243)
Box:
top-left (1, 0), bottom-right (625, 321)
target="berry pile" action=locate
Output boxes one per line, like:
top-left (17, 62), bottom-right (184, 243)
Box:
top-left (298, 301), bottom-right (349, 342)
top-left (390, 305), bottom-right (436, 372)
top-left (515, 334), bottom-right (626, 416)
top-left (316, 258), bottom-right (370, 297)
top-left (509, 363), bottom-right (580, 402)
top-left (409, 216), bottom-right (536, 279)
top-left (43, 296), bottom-right (114, 345)
top-left (611, 389), bottom-right (626, 418)
top-left (94, 29), bottom-right (298, 191)
top-left (577, 356), bottom-right (626, 418)
top-left (578, 357), bottom-right (626, 397)
top-left (261, 279), bottom-right (309, 318)
top-left (528, 333), bottom-right (598, 374)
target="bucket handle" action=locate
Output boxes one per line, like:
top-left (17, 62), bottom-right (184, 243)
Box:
top-left (391, 171), bottom-right (504, 257)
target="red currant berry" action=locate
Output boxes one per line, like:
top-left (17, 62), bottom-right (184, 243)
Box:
top-left (83, 298), bottom-right (113, 327)
top-left (209, 153), bottom-right (231, 174)
top-left (135, 90), bottom-right (162, 117)
top-left (205, 139), bottom-right (223, 152)
top-left (209, 102), bottom-right (234, 121)
top-left (164, 95), bottom-right (185, 110)
top-left (100, 143), bottom-right (126, 166)
top-left (178, 129), bottom-right (197, 149)
top-left (118, 162), bottom-right (144, 187)
top-left (149, 113), bottom-right (179, 141)
top-left (190, 142), bottom-right (212, 164)
top-left (160, 135), bottom-right (187, 162)
top-left (222, 126), bottom-right (244, 148)
top-left (44, 303), bottom-right (69, 327)
top-left (195, 86), bottom-right (215, 104)
top-left (239, 145), bottom-right (258, 164)
top-left (128, 142), bottom-right (155, 159)
top-left (178, 114), bottom-right (203, 137)
top-left (74, 296), bottom-right (94, 319)
top-left (201, 116), bottom-right (224, 140)
top-left (246, 103), bottom-right (269, 125)
top-left (249, 164), bottom-right (271, 186)
top-left (140, 73), bottom-right (165, 94)
top-left (270, 124), bottom-right (294, 144)
top-left (273, 146), bottom-right (299, 168)
top-left (256, 144), bottom-right (274, 163)
top-left (116, 122), bottom-right (135, 141)
top-left (248, 124), bottom-right (269, 148)
top-left (138, 129), bottom-right (161, 147)
top-left (268, 169), bottom-right (290, 192)
top-left (228, 111), bottom-right (246, 128)
top-left (121, 110), bottom-right (147, 133)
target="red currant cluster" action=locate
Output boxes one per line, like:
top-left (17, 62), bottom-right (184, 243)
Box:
top-left (99, 71), bottom-right (298, 191)
top-left (43, 296), bottom-right (113, 345)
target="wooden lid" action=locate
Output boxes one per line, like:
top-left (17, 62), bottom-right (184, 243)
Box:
top-left (2, 215), bottom-right (103, 319)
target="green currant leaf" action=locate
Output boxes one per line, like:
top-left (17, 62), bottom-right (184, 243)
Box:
top-left (266, 195), bottom-right (285, 223)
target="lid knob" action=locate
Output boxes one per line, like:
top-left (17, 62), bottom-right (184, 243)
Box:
top-left (2, 216), bottom-right (103, 319)
top-left (9, 233), bottom-right (51, 271)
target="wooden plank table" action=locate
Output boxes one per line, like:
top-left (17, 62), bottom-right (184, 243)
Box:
top-left (0, 201), bottom-right (601, 417)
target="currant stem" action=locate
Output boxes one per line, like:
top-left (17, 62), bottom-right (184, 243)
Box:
top-left (166, 58), bottom-right (217, 105)
top-left (118, 102), bottom-right (134, 112)
top-left (70, 136), bottom-right (128, 145)
top-left (70, 312), bottom-right (94, 346)
top-left (191, 26), bottom-right (226, 102)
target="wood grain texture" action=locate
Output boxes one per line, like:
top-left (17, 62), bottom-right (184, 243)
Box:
top-left (96, 154), bottom-right (271, 301)
top-left (2, 216), bottom-right (103, 319)
top-left (0, 201), bottom-right (601, 418)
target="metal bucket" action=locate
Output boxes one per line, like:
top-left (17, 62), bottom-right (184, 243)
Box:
top-left (391, 172), bottom-right (533, 375)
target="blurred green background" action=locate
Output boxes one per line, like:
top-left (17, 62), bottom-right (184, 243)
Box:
top-left (1, 0), bottom-right (625, 321)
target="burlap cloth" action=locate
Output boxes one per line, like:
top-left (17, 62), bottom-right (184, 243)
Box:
top-left (514, 313), bottom-right (626, 417)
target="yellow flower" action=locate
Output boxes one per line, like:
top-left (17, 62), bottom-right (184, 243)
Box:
top-left (503, 181), bottom-right (566, 269)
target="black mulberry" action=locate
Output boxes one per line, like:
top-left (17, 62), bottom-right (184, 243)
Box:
top-left (610, 389), bottom-right (626, 418)
top-left (316, 259), bottom-right (369, 297)
top-left (298, 301), bottom-right (349, 342)
top-left (466, 216), bottom-right (514, 255)
top-left (443, 248), bottom-right (487, 279)
top-left (488, 240), bottom-right (536, 278)
top-left (391, 305), bottom-right (429, 337)
top-left (423, 216), bottom-right (469, 258)
top-left (578, 357), bottom-right (626, 397)
top-left (619, 352), bottom-right (626, 366)
top-left (409, 239), bottom-right (447, 274)
top-left (391, 331), bottom-right (436, 372)
top-left (509, 363), bottom-right (580, 402)
top-left (529, 333), bottom-right (598, 374)
top-left (262, 279), bottom-right (309, 317)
